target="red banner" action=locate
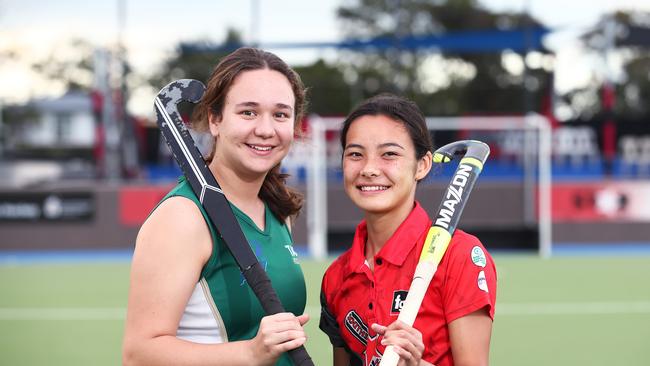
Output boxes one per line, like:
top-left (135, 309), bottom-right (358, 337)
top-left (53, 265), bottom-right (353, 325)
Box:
top-left (119, 185), bottom-right (173, 226)
top-left (551, 181), bottom-right (650, 222)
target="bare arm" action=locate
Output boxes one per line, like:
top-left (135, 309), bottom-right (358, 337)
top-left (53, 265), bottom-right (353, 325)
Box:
top-left (448, 307), bottom-right (493, 366)
top-left (333, 347), bottom-right (350, 366)
top-left (122, 197), bottom-right (307, 366)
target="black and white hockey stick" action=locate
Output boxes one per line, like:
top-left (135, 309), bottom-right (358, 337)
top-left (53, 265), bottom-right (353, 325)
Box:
top-left (154, 79), bottom-right (314, 366)
top-left (379, 140), bottom-right (490, 366)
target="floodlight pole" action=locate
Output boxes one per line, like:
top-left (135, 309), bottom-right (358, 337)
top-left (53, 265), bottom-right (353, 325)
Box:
top-left (307, 117), bottom-right (328, 260)
top-left (250, 0), bottom-right (260, 47)
top-left (0, 99), bottom-right (4, 159)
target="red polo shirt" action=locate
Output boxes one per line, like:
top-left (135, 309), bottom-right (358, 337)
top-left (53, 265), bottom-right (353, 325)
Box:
top-left (320, 202), bottom-right (497, 366)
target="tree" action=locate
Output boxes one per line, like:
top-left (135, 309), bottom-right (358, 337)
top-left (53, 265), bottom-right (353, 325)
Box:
top-left (621, 55), bottom-right (650, 116)
top-left (149, 30), bottom-right (352, 117)
top-left (570, 10), bottom-right (650, 119)
top-left (31, 38), bottom-right (98, 92)
top-left (148, 29), bottom-right (244, 90)
top-left (336, 0), bottom-right (552, 115)
top-left (293, 59), bottom-right (352, 116)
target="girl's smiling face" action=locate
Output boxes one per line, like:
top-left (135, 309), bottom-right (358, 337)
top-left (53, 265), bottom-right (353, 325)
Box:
top-left (342, 114), bottom-right (432, 215)
top-left (209, 68), bottom-right (295, 180)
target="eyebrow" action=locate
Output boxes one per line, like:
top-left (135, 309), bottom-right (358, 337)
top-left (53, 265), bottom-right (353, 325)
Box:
top-left (345, 142), bottom-right (405, 150)
top-left (275, 103), bottom-right (293, 111)
top-left (234, 101), bottom-right (293, 111)
top-left (379, 142), bottom-right (405, 150)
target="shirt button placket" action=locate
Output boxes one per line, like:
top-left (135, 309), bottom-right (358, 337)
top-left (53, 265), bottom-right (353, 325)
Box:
top-left (370, 258), bottom-right (381, 313)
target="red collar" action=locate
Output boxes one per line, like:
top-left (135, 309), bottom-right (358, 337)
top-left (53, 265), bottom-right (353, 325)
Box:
top-left (347, 201), bottom-right (431, 274)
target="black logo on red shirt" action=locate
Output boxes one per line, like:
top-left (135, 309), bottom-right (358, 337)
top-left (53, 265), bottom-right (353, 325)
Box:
top-left (368, 355), bottom-right (381, 366)
top-left (344, 310), bottom-right (369, 346)
top-left (390, 290), bottom-right (409, 315)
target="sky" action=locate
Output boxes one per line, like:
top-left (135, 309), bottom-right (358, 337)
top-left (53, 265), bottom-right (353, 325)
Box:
top-left (1, 0), bottom-right (649, 117)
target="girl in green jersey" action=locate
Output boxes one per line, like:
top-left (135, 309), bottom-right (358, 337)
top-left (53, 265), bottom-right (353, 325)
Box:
top-left (123, 48), bottom-right (309, 366)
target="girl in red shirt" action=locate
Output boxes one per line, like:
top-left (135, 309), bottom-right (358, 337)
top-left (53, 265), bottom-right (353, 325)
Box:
top-left (320, 94), bottom-right (497, 366)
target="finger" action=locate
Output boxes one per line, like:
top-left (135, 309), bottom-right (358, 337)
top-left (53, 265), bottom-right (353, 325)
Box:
top-left (259, 312), bottom-right (295, 330)
top-left (258, 321), bottom-right (303, 342)
top-left (266, 312), bottom-right (299, 322)
top-left (386, 319), bottom-right (413, 331)
top-left (393, 336), bottom-right (423, 365)
top-left (381, 329), bottom-right (411, 344)
top-left (262, 328), bottom-right (307, 347)
top-left (275, 336), bottom-right (307, 353)
top-left (391, 345), bottom-right (414, 362)
top-left (297, 313), bottom-right (310, 325)
top-left (381, 330), bottom-right (423, 357)
top-left (265, 313), bottom-right (305, 329)
top-left (371, 323), bottom-right (387, 334)
top-left (384, 322), bottom-right (423, 345)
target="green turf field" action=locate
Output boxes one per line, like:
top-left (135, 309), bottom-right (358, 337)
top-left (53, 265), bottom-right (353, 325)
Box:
top-left (1, 255), bottom-right (649, 365)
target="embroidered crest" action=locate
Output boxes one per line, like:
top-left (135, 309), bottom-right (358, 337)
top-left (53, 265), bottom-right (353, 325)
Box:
top-left (344, 310), bottom-right (369, 346)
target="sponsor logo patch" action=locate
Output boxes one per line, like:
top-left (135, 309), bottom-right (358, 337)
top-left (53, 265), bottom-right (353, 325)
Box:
top-left (471, 246), bottom-right (487, 268)
top-left (477, 270), bottom-right (489, 292)
top-left (390, 290), bottom-right (409, 315)
top-left (344, 310), bottom-right (369, 346)
top-left (284, 244), bottom-right (299, 264)
top-left (368, 355), bottom-right (382, 366)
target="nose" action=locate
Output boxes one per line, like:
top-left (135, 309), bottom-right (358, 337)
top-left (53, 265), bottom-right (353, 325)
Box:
top-left (254, 113), bottom-right (276, 138)
top-left (360, 158), bottom-right (380, 178)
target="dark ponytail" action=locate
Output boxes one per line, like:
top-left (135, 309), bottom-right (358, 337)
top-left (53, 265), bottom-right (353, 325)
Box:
top-left (259, 165), bottom-right (304, 222)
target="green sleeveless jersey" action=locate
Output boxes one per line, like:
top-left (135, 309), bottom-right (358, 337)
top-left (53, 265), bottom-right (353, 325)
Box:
top-left (162, 176), bottom-right (306, 365)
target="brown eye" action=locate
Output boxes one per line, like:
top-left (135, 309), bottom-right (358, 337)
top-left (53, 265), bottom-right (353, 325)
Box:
top-left (274, 111), bottom-right (290, 119)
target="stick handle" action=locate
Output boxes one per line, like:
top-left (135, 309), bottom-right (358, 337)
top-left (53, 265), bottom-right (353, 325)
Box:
top-left (378, 228), bottom-right (450, 366)
top-left (379, 140), bottom-right (489, 366)
top-left (380, 262), bottom-right (436, 365)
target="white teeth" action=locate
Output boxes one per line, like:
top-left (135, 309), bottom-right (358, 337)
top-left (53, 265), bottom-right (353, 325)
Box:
top-left (360, 186), bottom-right (388, 191)
top-left (248, 144), bottom-right (272, 151)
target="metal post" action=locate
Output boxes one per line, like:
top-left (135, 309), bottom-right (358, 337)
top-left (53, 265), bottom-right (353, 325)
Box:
top-left (0, 99), bottom-right (4, 159)
top-left (307, 117), bottom-right (328, 260)
top-left (250, 0), bottom-right (260, 47)
top-left (530, 115), bottom-right (553, 258)
top-left (93, 49), bottom-right (121, 181)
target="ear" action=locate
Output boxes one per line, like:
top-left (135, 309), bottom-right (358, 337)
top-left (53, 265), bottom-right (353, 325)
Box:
top-left (415, 151), bottom-right (433, 181)
top-left (208, 112), bottom-right (221, 137)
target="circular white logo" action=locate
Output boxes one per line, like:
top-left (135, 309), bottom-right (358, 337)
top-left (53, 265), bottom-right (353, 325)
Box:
top-left (471, 246), bottom-right (486, 268)
top-left (477, 270), bottom-right (489, 293)
top-left (43, 195), bottom-right (63, 219)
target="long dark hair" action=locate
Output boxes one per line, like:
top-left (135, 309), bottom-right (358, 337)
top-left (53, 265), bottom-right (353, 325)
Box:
top-left (340, 93), bottom-right (433, 161)
top-left (192, 47), bottom-right (306, 221)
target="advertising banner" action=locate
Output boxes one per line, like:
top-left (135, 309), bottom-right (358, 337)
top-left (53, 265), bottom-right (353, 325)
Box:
top-left (0, 193), bottom-right (94, 222)
top-left (552, 181), bottom-right (650, 222)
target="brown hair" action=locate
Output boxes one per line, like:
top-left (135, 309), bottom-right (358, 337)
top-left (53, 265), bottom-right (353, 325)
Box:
top-left (192, 47), bottom-right (306, 221)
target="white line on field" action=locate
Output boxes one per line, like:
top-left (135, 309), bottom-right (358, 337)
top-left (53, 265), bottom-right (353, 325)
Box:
top-left (0, 302), bottom-right (649, 321)
top-left (496, 301), bottom-right (650, 315)
top-left (0, 307), bottom-right (125, 320)
top-left (308, 301), bottom-right (650, 317)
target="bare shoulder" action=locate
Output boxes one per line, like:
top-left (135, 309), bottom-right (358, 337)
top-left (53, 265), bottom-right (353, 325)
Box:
top-left (135, 196), bottom-right (212, 264)
top-left (143, 195), bottom-right (204, 228)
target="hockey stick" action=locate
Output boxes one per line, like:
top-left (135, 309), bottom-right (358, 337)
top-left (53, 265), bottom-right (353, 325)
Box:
top-left (379, 140), bottom-right (490, 366)
top-left (154, 79), bottom-right (314, 366)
